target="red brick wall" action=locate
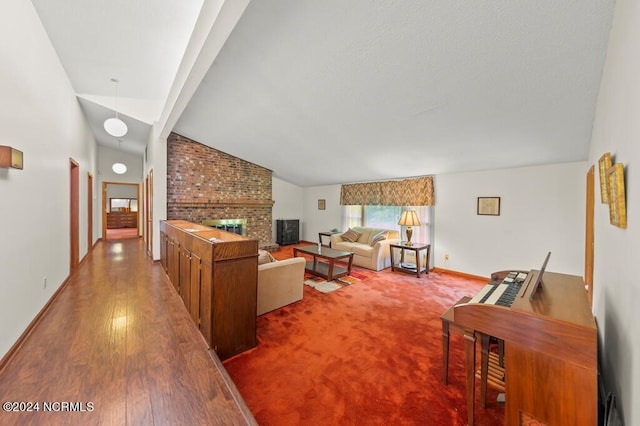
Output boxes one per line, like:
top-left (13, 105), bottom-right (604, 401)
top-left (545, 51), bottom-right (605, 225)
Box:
top-left (167, 133), bottom-right (274, 245)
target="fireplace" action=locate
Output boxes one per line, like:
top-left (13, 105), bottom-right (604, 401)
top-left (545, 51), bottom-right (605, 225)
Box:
top-left (202, 218), bottom-right (247, 237)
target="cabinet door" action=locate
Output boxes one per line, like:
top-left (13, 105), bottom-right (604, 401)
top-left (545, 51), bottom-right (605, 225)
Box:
top-left (189, 253), bottom-right (202, 326)
top-left (179, 247), bottom-right (192, 309)
top-left (159, 232), bottom-right (167, 272)
top-left (167, 238), bottom-right (180, 292)
top-left (212, 257), bottom-right (257, 359)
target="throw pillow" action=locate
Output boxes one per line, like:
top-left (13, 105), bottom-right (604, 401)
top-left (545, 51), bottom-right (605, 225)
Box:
top-left (341, 228), bottom-right (362, 242)
top-left (258, 249), bottom-right (276, 265)
top-left (370, 231), bottom-right (388, 246)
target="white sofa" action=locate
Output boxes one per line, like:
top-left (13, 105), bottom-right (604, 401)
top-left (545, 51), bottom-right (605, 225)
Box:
top-left (330, 227), bottom-right (400, 271)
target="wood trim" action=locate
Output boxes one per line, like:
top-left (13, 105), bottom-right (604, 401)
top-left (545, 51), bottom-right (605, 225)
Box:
top-left (208, 349), bottom-right (258, 425)
top-left (432, 267), bottom-right (489, 282)
top-left (88, 172), bottom-right (93, 252)
top-left (102, 181), bottom-right (140, 239)
top-left (585, 166), bottom-right (595, 306)
top-left (0, 247), bottom-right (89, 373)
top-left (70, 159), bottom-right (80, 272)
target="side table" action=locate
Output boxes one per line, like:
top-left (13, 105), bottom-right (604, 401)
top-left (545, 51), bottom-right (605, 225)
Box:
top-left (389, 241), bottom-right (431, 277)
top-left (318, 231), bottom-right (339, 248)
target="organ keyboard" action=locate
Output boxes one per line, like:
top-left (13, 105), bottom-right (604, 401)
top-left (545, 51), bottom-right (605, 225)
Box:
top-left (453, 268), bottom-right (597, 426)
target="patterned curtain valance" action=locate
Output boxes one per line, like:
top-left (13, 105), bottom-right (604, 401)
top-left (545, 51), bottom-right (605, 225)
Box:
top-left (340, 176), bottom-right (435, 206)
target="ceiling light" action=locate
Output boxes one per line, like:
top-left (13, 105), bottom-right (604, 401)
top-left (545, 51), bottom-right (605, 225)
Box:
top-left (112, 163), bottom-right (127, 174)
top-left (104, 78), bottom-right (128, 137)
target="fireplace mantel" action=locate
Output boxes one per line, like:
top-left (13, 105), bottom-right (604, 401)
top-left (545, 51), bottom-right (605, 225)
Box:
top-left (168, 200), bottom-right (274, 208)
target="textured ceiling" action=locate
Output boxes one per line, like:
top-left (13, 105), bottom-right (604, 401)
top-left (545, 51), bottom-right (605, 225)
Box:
top-left (32, 0), bottom-right (615, 186)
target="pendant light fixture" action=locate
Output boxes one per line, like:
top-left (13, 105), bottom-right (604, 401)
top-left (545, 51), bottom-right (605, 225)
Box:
top-left (104, 78), bottom-right (128, 137)
top-left (112, 139), bottom-right (127, 174)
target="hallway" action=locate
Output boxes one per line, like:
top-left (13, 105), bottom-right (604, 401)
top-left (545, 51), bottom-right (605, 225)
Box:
top-left (0, 239), bottom-right (254, 425)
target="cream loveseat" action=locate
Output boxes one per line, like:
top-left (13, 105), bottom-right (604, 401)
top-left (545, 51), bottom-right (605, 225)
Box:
top-left (330, 227), bottom-right (400, 271)
top-left (257, 250), bottom-right (306, 315)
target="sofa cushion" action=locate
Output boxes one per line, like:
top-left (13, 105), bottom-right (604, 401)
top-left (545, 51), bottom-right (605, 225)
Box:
top-left (342, 228), bottom-right (362, 242)
top-left (333, 241), bottom-right (373, 257)
top-left (370, 231), bottom-right (389, 246)
top-left (258, 249), bottom-right (276, 265)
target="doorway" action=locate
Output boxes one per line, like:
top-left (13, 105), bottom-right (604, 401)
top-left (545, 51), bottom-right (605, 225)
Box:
top-left (88, 172), bottom-right (94, 250)
top-left (102, 181), bottom-right (141, 240)
top-left (70, 159), bottom-right (79, 272)
top-left (145, 168), bottom-right (154, 257)
top-left (585, 166), bottom-right (595, 306)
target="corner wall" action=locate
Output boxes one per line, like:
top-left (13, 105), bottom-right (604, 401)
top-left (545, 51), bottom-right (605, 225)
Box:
top-left (588, 0), bottom-right (640, 423)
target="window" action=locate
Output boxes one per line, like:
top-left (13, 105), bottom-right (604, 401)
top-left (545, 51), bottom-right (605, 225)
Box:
top-left (109, 198), bottom-right (138, 212)
top-left (342, 205), bottom-right (363, 229)
top-left (341, 205), bottom-right (432, 245)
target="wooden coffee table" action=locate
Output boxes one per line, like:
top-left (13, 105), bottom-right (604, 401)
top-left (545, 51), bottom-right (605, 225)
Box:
top-left (293, 245), bottom-right (354, 281)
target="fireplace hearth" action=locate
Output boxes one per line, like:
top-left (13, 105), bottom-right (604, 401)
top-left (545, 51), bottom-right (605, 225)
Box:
top-left (202, 218), bottom-right (247, 237)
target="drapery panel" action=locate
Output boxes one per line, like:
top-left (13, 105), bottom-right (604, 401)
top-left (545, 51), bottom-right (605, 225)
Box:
top-left (340, 176), bottom-right (434, 206)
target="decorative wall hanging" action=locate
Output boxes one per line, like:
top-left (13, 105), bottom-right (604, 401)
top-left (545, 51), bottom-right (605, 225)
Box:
top-left (477, 197), bottom-right (500, 216)
top-left (607, 163), bottom-right (627, 228)
top-left (598, 152), bottom-right (612, 203)
top-left (318, 199), bottom-right (326, 210)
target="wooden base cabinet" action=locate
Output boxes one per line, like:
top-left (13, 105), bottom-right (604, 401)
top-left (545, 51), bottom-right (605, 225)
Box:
top-left (106, 212), bottom-right (137, 228)
top-left (160, 220), bottom-right (258, 360)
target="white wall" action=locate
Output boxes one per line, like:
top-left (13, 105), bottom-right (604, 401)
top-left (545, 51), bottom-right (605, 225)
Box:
top-left (97, 145), bottom-right (143, 232)
top-left (302, 184), bottom-right (342, 243)
top-left (106, 185), bottom-right (138, 204)
top-left (145, 124), bottom-right (168, 261)
top-left (0, 1), bottom-right (97, 358)
top-left (589, 0), bottom-right (640, 422)
top-left (97, 145), bottom-right (143, 183)
top-left (434, 162), bottom-right (586, 277)
top-left (272, 177), bottom-right (305, 241)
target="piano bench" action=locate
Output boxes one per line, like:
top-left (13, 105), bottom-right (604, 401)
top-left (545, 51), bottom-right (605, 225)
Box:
top-left (441, 296), bottom-right (503, 407)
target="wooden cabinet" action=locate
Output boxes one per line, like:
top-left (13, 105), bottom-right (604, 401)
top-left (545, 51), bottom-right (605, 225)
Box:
top-left (160, 220), bottom-right (258, 360)
top-left (276, 219), bottom-right (299, 245)
top-left (106, 212), bottom-right (138, 228)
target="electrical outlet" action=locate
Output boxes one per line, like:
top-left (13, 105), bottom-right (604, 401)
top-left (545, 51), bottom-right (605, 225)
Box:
top-left (43, 277), bottom-right (47, 288)
top-left (444, 253), bottom-right (449, 261)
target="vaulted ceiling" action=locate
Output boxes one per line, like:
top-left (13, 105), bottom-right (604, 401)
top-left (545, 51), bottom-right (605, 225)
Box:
top-left (31, 0), bottom-right (615, 187)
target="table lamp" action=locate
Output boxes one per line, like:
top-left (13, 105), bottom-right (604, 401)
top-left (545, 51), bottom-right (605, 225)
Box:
top-left (398, 209), bottom-right (421, 246)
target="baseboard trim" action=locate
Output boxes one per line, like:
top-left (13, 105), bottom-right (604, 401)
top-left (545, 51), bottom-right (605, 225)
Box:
top-left (432, 267), bottom-right (489, 282)
top-left (0, 251), bottom-right (93, 373)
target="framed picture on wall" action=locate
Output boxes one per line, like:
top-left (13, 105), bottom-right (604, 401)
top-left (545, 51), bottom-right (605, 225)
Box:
top-left (607, 163), bottom-right (627, 228)
top-left (318, 199), bottom-right (326, 210)
top-left (477, 197), bottom-right (500, 216)
top-left (598, 152), bottom-right (612, 203)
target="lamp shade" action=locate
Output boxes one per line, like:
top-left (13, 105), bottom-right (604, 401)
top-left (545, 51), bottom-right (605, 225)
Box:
top-left (398, 209), bottom-right (421, 226)
top-left (104, 117), bottom-right (128, 137)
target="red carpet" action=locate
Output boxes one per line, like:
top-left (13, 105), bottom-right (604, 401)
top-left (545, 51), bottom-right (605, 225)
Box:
top-left (224, 245), bottom-right (504, 425)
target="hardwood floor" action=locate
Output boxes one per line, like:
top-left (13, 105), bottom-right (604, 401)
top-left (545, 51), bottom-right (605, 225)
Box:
top-left (0, 238), bottom-right (255, 425)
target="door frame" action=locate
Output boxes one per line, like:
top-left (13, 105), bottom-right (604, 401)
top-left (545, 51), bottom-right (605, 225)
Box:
top-left (102, 181), bottom-right (141, 240)
top-left (88, 172), bottom-right (94, 251)
top-left (585, 166), bottom-right (595, 306)
top-left (70, 159), bottom-right (80, 272)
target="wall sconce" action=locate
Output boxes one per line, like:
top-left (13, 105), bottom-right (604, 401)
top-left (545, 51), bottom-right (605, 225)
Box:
top-left (0, 146), bottom-right (23, 169)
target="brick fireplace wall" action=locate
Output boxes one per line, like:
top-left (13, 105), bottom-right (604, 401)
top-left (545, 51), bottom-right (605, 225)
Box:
top-left (167, 132), bottom-right (274, 246)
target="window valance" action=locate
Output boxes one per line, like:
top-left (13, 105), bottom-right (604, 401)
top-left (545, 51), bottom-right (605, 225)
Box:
top-left (340, 176), bottom-right (435, 206)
